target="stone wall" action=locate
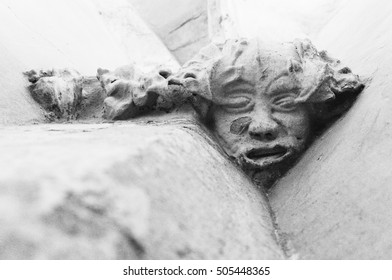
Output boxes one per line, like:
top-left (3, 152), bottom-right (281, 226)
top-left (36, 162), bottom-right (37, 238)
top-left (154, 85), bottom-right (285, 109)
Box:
top-left (207, 0), bottom-right (343, 43)
top-left (129, 0), bottom-right (210, 64)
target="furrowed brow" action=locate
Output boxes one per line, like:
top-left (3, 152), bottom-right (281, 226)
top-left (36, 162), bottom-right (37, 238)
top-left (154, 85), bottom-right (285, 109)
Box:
top-left (223, 79), bottom-right (255, 96)
top-left (266, 73), bottom-right (300, 95)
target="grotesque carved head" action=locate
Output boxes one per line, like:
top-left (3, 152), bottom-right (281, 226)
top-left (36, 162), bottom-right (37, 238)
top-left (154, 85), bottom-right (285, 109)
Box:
top-left (173, 38), bottom-right (364, 186)
top-left (26, 38), bottom-right (362, 188)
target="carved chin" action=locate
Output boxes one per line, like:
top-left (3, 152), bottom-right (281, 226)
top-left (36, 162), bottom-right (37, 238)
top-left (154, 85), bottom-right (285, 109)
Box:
top-left (214, 133), bottom-right (306, 185)
top-left (236, 148), bottom-right (299, 188)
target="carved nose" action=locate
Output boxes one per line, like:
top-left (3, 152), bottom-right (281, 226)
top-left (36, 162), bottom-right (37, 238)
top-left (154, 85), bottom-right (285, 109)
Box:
top-left (248, 118), bottom-right (280, 141)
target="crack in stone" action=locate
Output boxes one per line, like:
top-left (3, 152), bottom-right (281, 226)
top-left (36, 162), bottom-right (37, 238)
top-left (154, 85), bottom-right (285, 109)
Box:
top-left (168, 12), bottom-right (204, 35)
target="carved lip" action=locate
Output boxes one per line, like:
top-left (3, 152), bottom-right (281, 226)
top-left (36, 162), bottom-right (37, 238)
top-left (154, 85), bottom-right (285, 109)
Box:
top-left (243, 145), bottom-right (290, 168)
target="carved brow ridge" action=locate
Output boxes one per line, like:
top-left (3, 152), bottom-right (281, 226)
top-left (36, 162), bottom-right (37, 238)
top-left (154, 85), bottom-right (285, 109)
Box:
top-left (265, 71), bottom-right (300, 95)
top-left (222, 79), bottom-right (255, 94)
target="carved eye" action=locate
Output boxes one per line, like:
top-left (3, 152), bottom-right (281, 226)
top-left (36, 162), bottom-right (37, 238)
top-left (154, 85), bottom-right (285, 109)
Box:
top-left (270, 93), bottom-right (297, 112)
top-left (184, 72), bottom-right (196, 79)
top-left (110, 79), bottom-right (118, 84)
top-left (338, 67), bottom-right (351, 74)
top-left (220, 95), bottom-right (254, 113)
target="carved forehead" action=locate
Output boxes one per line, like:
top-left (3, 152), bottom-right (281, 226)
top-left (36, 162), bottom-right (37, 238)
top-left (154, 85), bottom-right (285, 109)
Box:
top-left (210, 39), bottom-right (302, 97)
top-left (213, 39), bottom-right (301, 85)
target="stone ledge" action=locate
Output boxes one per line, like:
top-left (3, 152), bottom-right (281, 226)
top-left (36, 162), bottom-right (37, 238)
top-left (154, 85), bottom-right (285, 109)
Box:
top-left (0, 120), bottom-right (284, 259)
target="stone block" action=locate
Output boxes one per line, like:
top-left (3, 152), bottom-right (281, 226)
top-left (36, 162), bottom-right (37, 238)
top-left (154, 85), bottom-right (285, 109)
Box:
top-left (0, 119), bottom-right (284, 259)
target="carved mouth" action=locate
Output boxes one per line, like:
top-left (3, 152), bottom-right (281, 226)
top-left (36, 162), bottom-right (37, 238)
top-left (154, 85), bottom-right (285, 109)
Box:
top-left (340, 83), bottom-right (361, 92)
top-left (242, 145), bottom-right (290, 168)
top-left (332, 79), bottom-right (364, 94)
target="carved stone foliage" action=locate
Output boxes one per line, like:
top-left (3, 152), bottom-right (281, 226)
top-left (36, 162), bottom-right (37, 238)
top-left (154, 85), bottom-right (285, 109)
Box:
top-left (24, 69), bottom-right (84, 120)
top-left (96, 65), bottom-right (190, 120)
top-left (25, 38), bottom-right (364, 186)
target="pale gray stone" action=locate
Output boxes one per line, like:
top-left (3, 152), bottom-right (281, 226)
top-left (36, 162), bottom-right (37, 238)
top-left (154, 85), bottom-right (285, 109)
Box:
top-left (0, 118), bottom-right (284, 259)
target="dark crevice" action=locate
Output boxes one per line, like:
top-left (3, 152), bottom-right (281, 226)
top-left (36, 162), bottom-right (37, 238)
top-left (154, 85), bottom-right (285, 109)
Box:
top-left (120, 229), bottom-right (146, 259)
top-left (264, 191), bottom-right (295, 259)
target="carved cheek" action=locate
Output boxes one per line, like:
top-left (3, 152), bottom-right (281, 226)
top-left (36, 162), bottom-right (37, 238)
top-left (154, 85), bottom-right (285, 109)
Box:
top-left (273, 109), bottom-right (310, 140)
top-left (211, 109), bottom-right (245, 155)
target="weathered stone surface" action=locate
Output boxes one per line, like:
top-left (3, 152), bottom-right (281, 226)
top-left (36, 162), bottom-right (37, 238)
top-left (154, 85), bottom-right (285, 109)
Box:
top-left (93, 0), bottom-right (179, 71)
top-left (129, 0), bottom-right (210, 64)
top-left (24, 69), bottom-right (84, 120)
top-left (269, 0), bottom-right (392, 259)
top-left (208, 0), bottom-right (343, 43)
top-left (97, 65), bottom-right (188, 120)
top-left (0, 117), bottom-right (284, 259)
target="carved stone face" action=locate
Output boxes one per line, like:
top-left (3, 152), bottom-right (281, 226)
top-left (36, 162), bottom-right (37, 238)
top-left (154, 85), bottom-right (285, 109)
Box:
top-left (212, 85), bottom-right (310, 183)
top-left (24, 38), bottom-right (362, 187)
top-left (209, 42), bottom-right (313, 185)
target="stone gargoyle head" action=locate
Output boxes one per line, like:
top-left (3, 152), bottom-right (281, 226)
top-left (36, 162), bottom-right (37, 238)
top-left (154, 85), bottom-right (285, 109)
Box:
top-left (97, 38), bottom-right (364, 187)
top-left (25, 38), bottom-right (364, 188)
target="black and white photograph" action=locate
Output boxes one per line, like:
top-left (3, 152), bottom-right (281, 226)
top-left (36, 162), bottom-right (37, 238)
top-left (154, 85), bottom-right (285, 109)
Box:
top-left (0, 0), bottom-right (390, 277)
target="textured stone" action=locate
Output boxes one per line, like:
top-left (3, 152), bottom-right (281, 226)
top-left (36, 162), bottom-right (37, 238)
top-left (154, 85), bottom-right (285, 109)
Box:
top-left (129, 0), bottom-right (210, 64)
top-left (208, 0), bottom-right (343, 43)
top-left (0, 117), bottom-right (284, 259)
top-left (24, 69), bottom-right (84, 120)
